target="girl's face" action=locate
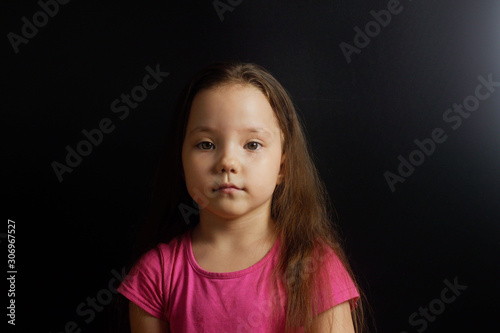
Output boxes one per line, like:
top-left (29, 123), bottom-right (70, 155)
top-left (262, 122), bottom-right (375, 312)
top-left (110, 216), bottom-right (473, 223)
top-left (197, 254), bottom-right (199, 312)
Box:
top-left (182, 84), bottom-right (284, 220)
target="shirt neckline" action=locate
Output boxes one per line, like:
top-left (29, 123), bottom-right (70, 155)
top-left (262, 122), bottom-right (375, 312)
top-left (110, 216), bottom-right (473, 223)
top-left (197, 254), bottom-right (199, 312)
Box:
top-left (185, 229), bottom-right (280, 279)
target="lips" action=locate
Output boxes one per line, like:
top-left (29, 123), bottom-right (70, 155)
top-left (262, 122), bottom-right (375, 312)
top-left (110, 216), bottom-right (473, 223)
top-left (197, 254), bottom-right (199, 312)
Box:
top-left (215, 183), bottom-right (241, 191)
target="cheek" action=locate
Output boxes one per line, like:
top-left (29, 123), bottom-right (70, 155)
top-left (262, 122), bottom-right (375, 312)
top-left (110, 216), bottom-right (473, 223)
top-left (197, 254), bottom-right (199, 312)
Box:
top-left (183, 154), bottom-right (209, 187)
top-left (182, 146), bottom-right (198, 172)
top-left (252, 153), bottom-right (282, 182)
top-left (183, 159), bottom-right (199, 183)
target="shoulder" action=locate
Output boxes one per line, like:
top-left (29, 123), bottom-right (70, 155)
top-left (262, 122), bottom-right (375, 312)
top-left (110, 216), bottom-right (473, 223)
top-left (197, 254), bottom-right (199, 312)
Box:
top-left (117, 232), bottom-right (189, 320)
top-left (318, 244), bottom-right (349, 274)
top-left (121, 232), bottom-right (188, 289)
top-left (311, 243), bottom-right (360, 312)
top-left (135, 233), bottom-right (185, 266)
top-left (307, 242), bottom-right (348, 278)
top-left (155, 233), bottom-right (186, 264)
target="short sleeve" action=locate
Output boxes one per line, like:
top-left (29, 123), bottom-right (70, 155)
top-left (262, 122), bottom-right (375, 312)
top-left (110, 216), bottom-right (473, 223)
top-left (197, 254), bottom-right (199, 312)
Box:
top-left (313, 247), bottom-right (360, 316)
top-left (117, 246), bottom-right (166, 319)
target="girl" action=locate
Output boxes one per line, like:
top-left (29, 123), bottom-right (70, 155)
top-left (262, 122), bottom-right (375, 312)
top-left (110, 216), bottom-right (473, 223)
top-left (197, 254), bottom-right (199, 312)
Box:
top-left (116, 61), bottom-right (366, 332)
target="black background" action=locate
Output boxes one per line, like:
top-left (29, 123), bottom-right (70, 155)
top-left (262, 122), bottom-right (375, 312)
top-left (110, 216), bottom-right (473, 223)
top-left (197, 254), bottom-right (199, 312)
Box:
top-left (3, 0), bottom-right (499, 332)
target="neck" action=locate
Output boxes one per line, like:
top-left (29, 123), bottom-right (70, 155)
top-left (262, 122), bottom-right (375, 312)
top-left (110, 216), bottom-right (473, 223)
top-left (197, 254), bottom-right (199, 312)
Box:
top-left (193, 203), bottom-right (277, 251)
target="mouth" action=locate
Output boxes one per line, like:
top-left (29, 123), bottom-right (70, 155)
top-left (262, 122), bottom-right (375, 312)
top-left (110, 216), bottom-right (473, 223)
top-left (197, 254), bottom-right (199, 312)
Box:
top-left (214, 183), bottom-right (242, 192)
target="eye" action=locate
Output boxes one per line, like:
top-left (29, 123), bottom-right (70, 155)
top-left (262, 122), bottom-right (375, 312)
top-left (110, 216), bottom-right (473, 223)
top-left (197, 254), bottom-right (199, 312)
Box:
top-left (245, 142), bottom-right (262, 151)
top-left (196, 141), bottom-right (215, 150)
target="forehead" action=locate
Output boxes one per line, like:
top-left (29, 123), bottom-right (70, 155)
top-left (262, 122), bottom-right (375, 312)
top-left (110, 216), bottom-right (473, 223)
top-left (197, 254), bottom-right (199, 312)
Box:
top-left (186, 84), bottom-right (281, 135)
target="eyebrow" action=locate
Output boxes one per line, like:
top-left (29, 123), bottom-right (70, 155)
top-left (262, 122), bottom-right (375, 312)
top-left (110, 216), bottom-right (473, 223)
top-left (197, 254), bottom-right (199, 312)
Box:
top-left (187, 126), bottom-right (273, 136)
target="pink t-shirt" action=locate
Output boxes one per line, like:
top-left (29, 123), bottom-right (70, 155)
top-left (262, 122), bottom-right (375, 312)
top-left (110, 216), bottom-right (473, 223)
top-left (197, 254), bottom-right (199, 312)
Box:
top-left (117, 230), bottom-right (359, 332)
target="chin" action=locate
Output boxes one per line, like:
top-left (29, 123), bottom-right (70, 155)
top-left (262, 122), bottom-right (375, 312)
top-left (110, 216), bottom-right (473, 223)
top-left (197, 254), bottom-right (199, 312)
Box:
top-left (205, 205), bottom-right (249, 219)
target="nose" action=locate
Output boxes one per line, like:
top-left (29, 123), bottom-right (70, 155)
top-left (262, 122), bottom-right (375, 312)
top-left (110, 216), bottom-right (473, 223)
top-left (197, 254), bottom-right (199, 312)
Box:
top-left (216, 143), bottom-right (239, 174)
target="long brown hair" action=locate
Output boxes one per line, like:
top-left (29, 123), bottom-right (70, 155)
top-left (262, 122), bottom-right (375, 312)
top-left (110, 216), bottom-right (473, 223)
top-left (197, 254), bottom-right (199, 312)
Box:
top-left (123, 61), bottom-right (368, 332)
